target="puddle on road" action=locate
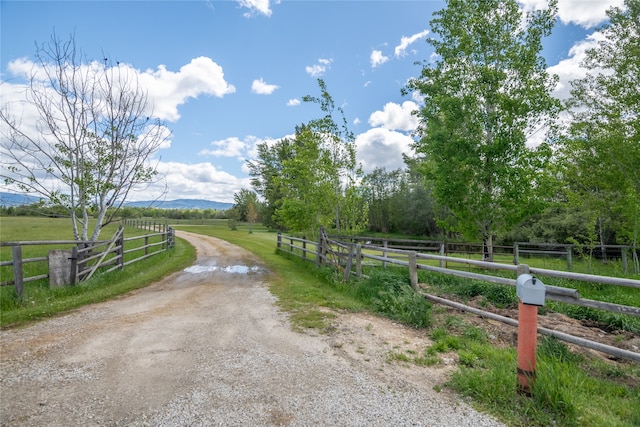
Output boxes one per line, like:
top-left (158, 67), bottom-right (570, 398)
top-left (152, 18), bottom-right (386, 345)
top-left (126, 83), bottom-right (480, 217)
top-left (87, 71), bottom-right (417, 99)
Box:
top-left (184, 265), bottom-right (262, 274)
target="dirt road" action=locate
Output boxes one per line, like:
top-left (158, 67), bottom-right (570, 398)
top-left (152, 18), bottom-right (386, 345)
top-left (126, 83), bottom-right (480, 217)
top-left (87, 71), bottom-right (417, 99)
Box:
top-left (0, 231), bottom-right (504, 426)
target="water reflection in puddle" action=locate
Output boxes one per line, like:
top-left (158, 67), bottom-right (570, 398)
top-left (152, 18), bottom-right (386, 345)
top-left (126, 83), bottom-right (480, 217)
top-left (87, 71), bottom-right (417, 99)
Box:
top-left (184, 265), bottom-right (262, 274)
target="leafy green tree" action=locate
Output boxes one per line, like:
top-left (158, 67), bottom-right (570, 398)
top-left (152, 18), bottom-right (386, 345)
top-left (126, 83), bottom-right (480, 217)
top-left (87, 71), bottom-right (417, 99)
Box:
top-left (274, 125), bottom-right (337, 235)
top-left (250, 79), bottom-right (367, 235)
top-left (247, 138), bottom-right (294, 230)
top-left (300, 79), bottom-right (367, 233)
top-left (362, 167), bottom-right (402, 233)
top-left (405, 0), bottom-right (560, 260)
top-left (232, 188), bottom-right (260, 222)
top-left (389, 161), bottom-right (442, 237)
top-left (362, 164), bottom-right (441, 236)
top-left (246, 202), bottom-right (258, 233)
top-left (562, 0), bottom-right (640, 248)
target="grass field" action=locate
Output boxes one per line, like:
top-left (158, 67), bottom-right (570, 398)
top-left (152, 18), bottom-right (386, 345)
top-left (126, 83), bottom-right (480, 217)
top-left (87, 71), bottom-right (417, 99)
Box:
top-left (0, 216), bottom-right (196, 327)
top-left (1, 217), bottom-right (639, 426)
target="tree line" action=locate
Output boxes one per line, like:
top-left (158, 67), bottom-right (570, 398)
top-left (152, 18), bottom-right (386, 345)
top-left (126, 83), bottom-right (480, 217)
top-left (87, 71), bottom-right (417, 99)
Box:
top-left (0, 203), bottom-right (232, 221)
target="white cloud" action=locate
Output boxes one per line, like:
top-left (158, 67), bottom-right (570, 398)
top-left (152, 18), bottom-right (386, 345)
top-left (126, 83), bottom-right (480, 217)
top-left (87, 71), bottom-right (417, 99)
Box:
top-left (251, 78), bottom-right (279, 95)
top-left (140, 57), bottom-right (236, 121)
top-left (353, 101), bottom-right (419, 172)
top-left (368, 101), bottom-right (419, 132)
top-left (145, 161), bottom-right (250, 203)
top-left (370, 50), bottom-right (389, 68)
top-left (3, 56), bottom-right (236, 123)
top-left (547, 31), bottom-right (604, 100)
top-left (236, 0), bottom-right (276, 17)
top-left (199, 135), bottom-right (261, 160)
top-left (145, 124), bottom-right (173, 150)
top-left (6, 57), bottom-right (36, 77)
top-left (305, 58), bottom-right (332, 77)
top-left (355, 128), bottom-right (415, 173)
top-left (519, 0), bottom-right (623, 28)
top-left (0, 81), bottom-right (40, 126)
top-left (287, 98), bottom-right (301, 106)
top-left (395, 29), bottom-right (429, 58)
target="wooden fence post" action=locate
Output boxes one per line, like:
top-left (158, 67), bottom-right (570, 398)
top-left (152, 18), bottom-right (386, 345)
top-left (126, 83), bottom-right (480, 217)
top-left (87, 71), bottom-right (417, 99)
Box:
top-left (117, 226), bottom-right (125, 271)
top-left (145, 236), bottom-right (149, 256)
top-left (514, 242), bottom-right (520, 265)
top-left (344, 244), bottom-right (354, 281)
top-left (69, 246), bottom-right (78, 286)
top-left (409, 251), bottom-right (418, 291)
top-left (317, 234), bottom-right (324, 266)
top-left (566, 245), bottom-right (573, 271)
top-left (382, 240), bottom-right (388, 269)
top-left (12, 245), bottom-right (24, 299)
top-left (302, 236), bottom-right (307, 260)
top-left (356, 243), bottom-right (362, 278)
top-left (621, 246), bottom-right (628, 273)
top-left (168, 227), bottom-right (175, 249)
top-left (277, 232), bottom-right (281, 250)
top-left (439, 243), bottom-right (445, 268)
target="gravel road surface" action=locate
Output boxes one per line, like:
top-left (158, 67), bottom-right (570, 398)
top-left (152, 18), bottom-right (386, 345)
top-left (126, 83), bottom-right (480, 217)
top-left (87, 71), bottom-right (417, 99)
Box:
top-left (0, 231), bottom-right (505, 427)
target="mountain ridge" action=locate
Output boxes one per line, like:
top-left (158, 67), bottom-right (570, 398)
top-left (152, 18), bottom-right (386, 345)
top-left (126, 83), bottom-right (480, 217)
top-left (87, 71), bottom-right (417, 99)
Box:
top-left (0, 192), bottom-right (233, 210)
top-left (124, 199), bottom-right (233, 210)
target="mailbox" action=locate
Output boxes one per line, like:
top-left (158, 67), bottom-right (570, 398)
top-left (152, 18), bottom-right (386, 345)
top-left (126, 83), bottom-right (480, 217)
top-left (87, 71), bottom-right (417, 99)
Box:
top-left (516, 274), bottom-right (546, 306)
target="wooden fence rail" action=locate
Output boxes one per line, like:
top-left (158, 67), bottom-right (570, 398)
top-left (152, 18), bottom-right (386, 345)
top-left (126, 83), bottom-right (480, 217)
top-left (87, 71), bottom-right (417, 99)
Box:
top-left (1, 225), bottom-right (175, 298)
top-left (330, 235), bottom-right (639, 273)
top-left (276, 231), bottom-right (640, 361)
top-left (123, 219), bottom-right (168, 233)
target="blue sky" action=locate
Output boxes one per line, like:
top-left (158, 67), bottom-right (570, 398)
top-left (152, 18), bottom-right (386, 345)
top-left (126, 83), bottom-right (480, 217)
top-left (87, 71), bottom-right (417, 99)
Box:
top-left (0, 0), bottom-right (623, 203)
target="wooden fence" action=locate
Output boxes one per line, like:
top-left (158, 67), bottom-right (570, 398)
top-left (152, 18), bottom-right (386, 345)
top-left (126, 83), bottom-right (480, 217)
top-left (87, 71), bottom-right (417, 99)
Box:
top-left (331, 235), bottom-right (640, 274)
top-left (123, 219), bottom-right (168, 233)
top-left (1, 225), bottom-right (175, 298)
top-left (276, 231), bottom-right (640, 361)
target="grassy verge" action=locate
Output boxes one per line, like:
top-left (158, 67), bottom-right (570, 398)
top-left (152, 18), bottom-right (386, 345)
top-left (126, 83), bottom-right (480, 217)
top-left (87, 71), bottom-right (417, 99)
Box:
top-left (0, 236), bottom-right (195, 328)
top-left (423, 311), bottom-right (640, 427)
top-left (178, 222), bottom-right (640, 427)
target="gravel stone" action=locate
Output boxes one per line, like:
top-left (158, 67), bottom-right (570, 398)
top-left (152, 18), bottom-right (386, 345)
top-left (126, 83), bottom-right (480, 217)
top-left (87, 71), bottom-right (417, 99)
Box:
top-left (0, 231), bottom-right (505, 427)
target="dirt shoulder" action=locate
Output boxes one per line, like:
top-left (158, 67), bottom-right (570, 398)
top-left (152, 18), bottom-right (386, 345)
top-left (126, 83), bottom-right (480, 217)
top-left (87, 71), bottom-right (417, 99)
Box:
top-left (0, 231), bottom-right (504, 427)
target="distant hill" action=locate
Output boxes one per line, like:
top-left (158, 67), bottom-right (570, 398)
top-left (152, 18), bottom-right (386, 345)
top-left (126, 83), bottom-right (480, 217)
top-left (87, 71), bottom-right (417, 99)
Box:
top-left (124, 199), bottom-right (233, 210)
top-left (0, 192), bottom-right (44, 207)
top-left (0, 192), bottom-right (233, 211)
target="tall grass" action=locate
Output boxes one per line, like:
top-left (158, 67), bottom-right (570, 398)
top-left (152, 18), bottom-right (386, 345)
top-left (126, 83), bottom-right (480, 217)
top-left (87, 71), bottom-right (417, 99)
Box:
top-left (354, 269), bottom-right (432, 328)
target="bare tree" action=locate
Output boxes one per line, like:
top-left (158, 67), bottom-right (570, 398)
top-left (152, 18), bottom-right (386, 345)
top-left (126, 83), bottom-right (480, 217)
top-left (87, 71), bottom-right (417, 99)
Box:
top-left (1, 33), bottom-right (168, 241)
